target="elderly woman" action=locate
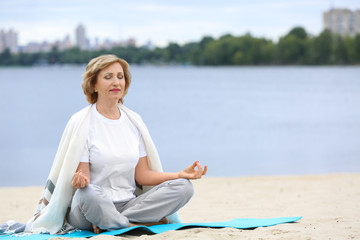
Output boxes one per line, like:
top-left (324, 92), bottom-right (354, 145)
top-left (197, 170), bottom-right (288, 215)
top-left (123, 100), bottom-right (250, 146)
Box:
top-left (64, 55), bottom-right (207, 233)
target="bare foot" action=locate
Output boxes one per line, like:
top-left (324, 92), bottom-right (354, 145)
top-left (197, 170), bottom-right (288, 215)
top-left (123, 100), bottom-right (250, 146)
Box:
top-left (92, 224), bottom-right (102, 234)
top-left (160, 217), bottom-right (169, 224)
top-left (129, 217), bottom-right (169, 227)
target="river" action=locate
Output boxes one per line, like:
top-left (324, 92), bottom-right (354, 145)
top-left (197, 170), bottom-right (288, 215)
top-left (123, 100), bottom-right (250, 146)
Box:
top-left (0, 65), bottom-right (359, 186)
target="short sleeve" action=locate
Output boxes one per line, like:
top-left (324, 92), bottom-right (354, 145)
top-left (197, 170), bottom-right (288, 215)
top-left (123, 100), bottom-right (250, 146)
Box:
top-left (80, 140), bottom-right (90, 163)
top-left (139, 135), bottom-right (147, 158)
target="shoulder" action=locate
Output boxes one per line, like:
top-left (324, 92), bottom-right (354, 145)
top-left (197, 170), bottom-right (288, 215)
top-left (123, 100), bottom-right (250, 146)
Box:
top-left (68, 105), bottom-right (92, 126)
top-left (119, 104), bottom-right (143, 121)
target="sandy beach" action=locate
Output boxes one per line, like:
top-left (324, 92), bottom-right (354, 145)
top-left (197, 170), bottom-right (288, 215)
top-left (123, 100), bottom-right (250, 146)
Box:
top-left (1, 173), bottom-right (359, 240)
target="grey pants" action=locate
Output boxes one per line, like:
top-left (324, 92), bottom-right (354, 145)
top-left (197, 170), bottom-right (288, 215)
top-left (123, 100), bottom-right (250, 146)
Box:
top-left (67, 178), bottom-right (194, 230)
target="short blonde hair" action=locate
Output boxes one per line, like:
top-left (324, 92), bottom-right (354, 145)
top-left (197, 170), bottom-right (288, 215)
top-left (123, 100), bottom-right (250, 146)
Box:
top-left (82, 54), bottom-right (131, 104)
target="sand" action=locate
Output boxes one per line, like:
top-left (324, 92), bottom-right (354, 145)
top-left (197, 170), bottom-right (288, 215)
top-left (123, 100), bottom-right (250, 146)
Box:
top-left (1, 173), bottom-right (359, 240)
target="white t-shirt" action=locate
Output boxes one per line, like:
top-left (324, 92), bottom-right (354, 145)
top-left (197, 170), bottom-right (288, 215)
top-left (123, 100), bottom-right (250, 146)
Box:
top-left (80, 104), bottom-right (147, 202)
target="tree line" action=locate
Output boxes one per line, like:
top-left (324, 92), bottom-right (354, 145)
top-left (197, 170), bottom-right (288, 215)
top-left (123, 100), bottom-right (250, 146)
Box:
top-left (1, 27), bottom-right (360, 66)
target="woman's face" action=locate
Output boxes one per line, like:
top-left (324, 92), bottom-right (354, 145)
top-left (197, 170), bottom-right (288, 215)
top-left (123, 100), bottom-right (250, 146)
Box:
top-left (95, 62), bottom-right (126, 103)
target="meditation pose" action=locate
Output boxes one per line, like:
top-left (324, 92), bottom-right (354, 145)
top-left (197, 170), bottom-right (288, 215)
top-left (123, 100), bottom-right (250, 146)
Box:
top-left (54, 54), bottom-right (207, 233)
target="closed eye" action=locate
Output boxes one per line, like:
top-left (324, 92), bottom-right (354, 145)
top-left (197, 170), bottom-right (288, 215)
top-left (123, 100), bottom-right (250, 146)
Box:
top-left (104, 74), bottom-right (112, 80)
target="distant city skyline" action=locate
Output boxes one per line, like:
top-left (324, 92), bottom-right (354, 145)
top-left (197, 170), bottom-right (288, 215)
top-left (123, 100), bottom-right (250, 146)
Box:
top-left (0, 24), bottom-right (141, 54)
top-left (1, 0), bottom-right (359, 48)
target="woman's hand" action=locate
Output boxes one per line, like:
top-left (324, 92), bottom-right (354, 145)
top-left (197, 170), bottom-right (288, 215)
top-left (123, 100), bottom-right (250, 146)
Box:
top-left (72, 170), bottom-right (89, 189)
top-left (179, 161), bottom-right (207, 180)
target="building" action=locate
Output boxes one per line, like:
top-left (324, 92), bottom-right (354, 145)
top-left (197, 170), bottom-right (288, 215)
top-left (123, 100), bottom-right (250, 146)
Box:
top-left (23, 35), bottom-right (72, 54)
top-left (355, 10), bottom-right (360, 34)
top-left (127, 38), bottom-right (136, 47)
top-left (22, 42), bottom-right (48, 53)
top-left (75, 24), bottom-right (87, 50)
top-left (0, 29), bottom-right (18, 53)
top-left (56, 35), bottom-right (72, 51)
top-left (323, 8), bottom-right (360, 36)
top-left (0, 30), bottom-right (3, 52)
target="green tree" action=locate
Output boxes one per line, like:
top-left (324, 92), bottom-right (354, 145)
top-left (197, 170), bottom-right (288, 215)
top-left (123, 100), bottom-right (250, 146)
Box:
top-left (288, 26), bottom-right (307, 39)
top-left (309, 30), bottom-right (333, 64)
top-left (344, 36), bottom-right (356, 63)
top-left (0, 49), bottom-right (13, 65)
top-left (164, 43), bottom-right (182, 62)
top-left (203, 34), bottom-right (239, 65)
top-left (48, 46), bottom-right (60, 64)
top-left (190, 36), bottom-right (214, 65)
top-left (333, 35), bottom-right (349, 64)
top-left (344, 34), bottom-right (360, 64)
top-left (59, 47), bottom-right (88, 64)
top-left (275, 27), bottom-right (308, 64)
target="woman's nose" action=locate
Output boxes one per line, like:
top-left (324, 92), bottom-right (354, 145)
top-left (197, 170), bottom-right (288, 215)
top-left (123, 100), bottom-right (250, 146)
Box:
top-left (113, 78), bottom-right (120, 84)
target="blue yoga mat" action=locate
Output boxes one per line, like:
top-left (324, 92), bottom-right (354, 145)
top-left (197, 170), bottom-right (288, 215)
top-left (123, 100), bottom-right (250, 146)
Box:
top-left (0, 216), bottom-right (302, 240)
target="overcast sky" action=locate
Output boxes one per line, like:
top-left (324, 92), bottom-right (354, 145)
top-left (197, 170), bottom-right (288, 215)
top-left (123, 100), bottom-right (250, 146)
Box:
top-left (0, 0), bottom-right (359, 47)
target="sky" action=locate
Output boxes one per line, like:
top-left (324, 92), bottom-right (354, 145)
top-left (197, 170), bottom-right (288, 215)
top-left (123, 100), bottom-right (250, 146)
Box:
top-left (0, 0), bottom-right (359, 47)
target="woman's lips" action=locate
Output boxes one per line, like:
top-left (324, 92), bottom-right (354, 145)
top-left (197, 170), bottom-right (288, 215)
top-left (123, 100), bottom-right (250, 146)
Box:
top-left (110, 89), bottom-right (121, 92)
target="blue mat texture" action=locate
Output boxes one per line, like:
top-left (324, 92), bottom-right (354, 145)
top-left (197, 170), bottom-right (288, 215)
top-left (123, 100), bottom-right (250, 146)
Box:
top-left (0, 216), bottom-right (302, 239)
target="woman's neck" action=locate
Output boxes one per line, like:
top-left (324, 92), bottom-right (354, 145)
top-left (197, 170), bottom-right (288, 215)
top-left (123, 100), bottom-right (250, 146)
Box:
top-left (95, 100), bottom-right (121, 120)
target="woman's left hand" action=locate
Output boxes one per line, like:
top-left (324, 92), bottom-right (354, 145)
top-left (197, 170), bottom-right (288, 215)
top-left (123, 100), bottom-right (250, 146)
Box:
top-left (178, 161), bottom-right (207, 180)
top-left (72, 170), bottom-right (90, 189)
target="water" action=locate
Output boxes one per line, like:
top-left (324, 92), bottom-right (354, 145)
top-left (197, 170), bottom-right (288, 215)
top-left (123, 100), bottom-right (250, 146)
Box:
top-left (0, 65), bottom-right (359, 186)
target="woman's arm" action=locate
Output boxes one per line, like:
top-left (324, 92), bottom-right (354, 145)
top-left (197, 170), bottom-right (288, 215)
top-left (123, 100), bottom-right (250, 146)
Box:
top-left (72, 162), bottom-right (90, 189)
top-left (135, 156), bottom-right (207, 186)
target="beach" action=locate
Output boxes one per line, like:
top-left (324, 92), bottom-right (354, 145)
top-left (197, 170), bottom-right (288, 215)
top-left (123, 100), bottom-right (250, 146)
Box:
top-left (1, 173), bottom-right (359, 240)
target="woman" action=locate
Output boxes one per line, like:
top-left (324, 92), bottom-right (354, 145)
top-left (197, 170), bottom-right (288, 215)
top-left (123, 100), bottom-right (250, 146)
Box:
top-left (66, 54), bottom-right (207, 233)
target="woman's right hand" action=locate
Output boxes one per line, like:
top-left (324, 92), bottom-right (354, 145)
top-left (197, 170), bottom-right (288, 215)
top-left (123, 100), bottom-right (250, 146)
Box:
top-left (72, 170), bottom-right (89, 189)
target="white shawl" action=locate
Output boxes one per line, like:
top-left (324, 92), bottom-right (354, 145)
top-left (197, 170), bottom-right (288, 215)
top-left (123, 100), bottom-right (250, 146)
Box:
top-left (25, 104), bottom-right (179, 234)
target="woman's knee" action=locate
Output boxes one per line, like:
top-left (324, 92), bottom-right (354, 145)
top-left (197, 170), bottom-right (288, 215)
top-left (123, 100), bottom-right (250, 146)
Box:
top-left (172, 178), bottom-right (194, 200)
top-left (73, 184), bottom-right (102, 206)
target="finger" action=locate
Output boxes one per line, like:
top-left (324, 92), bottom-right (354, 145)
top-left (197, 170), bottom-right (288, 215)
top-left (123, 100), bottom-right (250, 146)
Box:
top-left (75, 170), bottom-right (81, 177)
top-left (72, 180), bottom-right (78, 188)
top-left (73, 180), bottom-right (80, 189)
top-left (193, 167), bottom-right (202, 178)
top-left (72, 173), bottom-right (79, 184)
top-left (191, 161), bottom-right (198, 169)
top-left (83, 175), bottom-right (90, 187)
top-left (72, 173), bottom-right (76, 182)
top-left (197, 167), bottom-right (203, 177)
top-left (84, 177), bottom-right (89, 187)
top-left (196, 162), bottom-right (202, 172)
top-left (74, 172), bottom-right (82, 185)
top-left (202, 165), bottom-right (208, 175)
top-left (79, 176), bottom-right (84, 187)
top-left (76, 173), bottom-right (82, 182)
top-left (81, 175), bottom-right (87, 188)
top-left (74, 173), bottom-right (84, 188)
top-left (75, 171), bottom-right (82, 179)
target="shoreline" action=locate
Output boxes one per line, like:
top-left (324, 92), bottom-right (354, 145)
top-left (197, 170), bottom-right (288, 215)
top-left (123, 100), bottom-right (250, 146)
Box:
top-left (1, 173), bottom-right (359, 239)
